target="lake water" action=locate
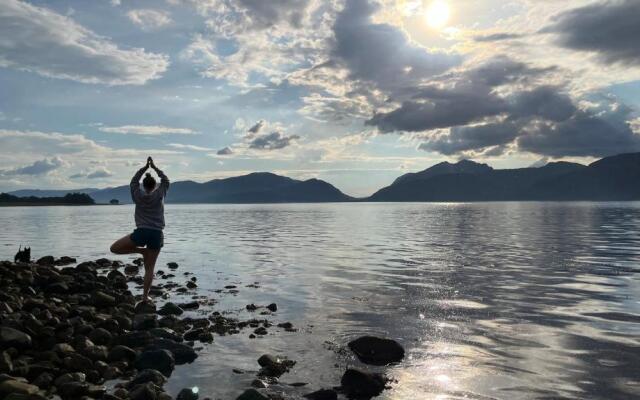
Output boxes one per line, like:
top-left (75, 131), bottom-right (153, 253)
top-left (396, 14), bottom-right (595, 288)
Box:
top-left (1, 202), bottom-right (640, 400)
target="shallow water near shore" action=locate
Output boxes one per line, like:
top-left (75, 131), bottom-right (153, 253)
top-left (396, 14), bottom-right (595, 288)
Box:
top-left (1, 202), bottom-right (640, 399)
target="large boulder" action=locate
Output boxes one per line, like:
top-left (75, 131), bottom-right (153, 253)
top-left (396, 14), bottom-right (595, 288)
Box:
top-left (133, 314), bottom-right (158, 331)
top-left (146, 339), bottom-right (197, 364)
top-left (134, 350), bottom-right (175, 377)
top-left (92, 291), bottom-right (116, 308)
top-left (347, 336), bottom-right (404, 366)
top-left (108, 345), bottom-right (137, 362)
top-left (340, 369), bottom-right (388, 399)
top-left (0, 327), bottom-right (32, 349)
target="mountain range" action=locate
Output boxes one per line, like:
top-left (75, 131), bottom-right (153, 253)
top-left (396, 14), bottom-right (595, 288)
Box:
top-left (7, 152), bottom-right (640, 203)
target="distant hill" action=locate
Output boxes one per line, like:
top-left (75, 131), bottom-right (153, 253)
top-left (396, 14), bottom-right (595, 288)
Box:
top-left (8, 188), bottom-right (98, 198)
top-left (8, 153), bottom-right (640, 204)
top-left (368, 152), bottom-right (640, 201)
top-left (17, 172), bottom-right (354, 204)
top-left (0, 193), bottom-right (95, 206)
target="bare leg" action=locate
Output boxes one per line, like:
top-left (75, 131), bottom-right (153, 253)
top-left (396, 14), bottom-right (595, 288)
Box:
top-left (142, 249), bottom-right (160, 302)
top-left (110, 235), bottom-right (146, 256)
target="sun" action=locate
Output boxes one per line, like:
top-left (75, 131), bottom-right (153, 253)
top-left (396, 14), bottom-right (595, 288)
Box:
top-left (425, 1), bottom-right (451, 29)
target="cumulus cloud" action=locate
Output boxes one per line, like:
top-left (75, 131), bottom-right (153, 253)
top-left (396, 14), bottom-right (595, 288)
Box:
top-left (174, 0), bottom-right (313, 35)
top-left (366, 57), bottom-right (553, 133)
top-left (99, 125), bottom-right (197, 135)
top-left (127, 9), bottom-right (172, 30)
top-left (2, 157), bottom-right (66, 176)
top-left (70, 167), bottom-right (113, 179)
top-left (216, 147), bottom-right (233, 155)
top-left (543, 0), bottom-right (640, 66)
top-left (331, 0), bottom-right (461, 92)
top-left (0, 0), bottom-right (169, 85)
top-left (167, 143), bottom-right (213, 151)
top-left (248, 131), bottom-right (300, 150)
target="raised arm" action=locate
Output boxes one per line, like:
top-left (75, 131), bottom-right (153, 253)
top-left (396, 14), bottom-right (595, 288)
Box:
top-left (149, 158), bottom-right (170, 196)
top-left (130, 164), bottom-right (149, 203)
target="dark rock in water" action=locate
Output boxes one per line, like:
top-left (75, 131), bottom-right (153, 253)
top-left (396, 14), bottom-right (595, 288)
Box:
top-left (56, 256), bottom-right (77, 266)
top-left (340, 369), bottom-right (387, 399)
top-left (158, 303), bottom-right (183, 316)
top-left (167, 262), bottom-right (178, 269)
top-left (83, 344), bottom-right (108, 361)
top-left (127, 369), bottom-right (167, 387)
top-left (147, 339), bottom-right (198, 364)
top-left (177, 387), bottom-right (198, 400)
top-left (107, 270), bottom-right (126, 281)
top-left (183, 329), bottom-right (204, 342)
top-left (266, 303), bottom-right (277, 312)
top-left (93, 291), bottom-right (116, 308)
top-left (186, 281), bottom-right (197, 289)
top-left (198, 332), bottom-right (213, 343)
top-left (125, 265), bottom-right (140, 275)
top-left (135, 350), bottom-right (175, 377)
top-left (0, 327), bottom-right (32, 349)
top-left (250, 379), bottom-right (268, 389)
top-left (246, 304), bottom-right (257, 311)
top-left (135, 302), bottom-right (157, 314)
top-left (108, 345), bottom-right (137, 362)
top-left (304, 389), bottom-right (338, 400)
top-left (254, 327), bottom-right (267, 336)
top-left (257, 354), bottom-right (295, 377)
top-left (36, 256), bottom-right (55, 265)
top-left (149, 328), bottom-right (182, 342)
top-left (347, 336), bottom-right (404, 366)
top-left (178, 301), bottom-right (199, 310)
top-left (133, 314), bottom-right (159, 331)
top-left (236, 389), bottom-right (269, 400)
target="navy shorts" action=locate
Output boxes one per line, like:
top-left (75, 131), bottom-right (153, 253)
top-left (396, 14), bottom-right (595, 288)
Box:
top-left (130, 228), bottom-right (164, 250)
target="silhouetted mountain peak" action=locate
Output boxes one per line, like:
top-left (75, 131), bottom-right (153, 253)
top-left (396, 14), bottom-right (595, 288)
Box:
top-left (393, 159), bottom-right (493, 185)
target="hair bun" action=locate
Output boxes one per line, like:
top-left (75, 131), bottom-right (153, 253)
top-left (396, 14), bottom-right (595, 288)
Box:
top-left (145, 173), bottom-right (151, 178)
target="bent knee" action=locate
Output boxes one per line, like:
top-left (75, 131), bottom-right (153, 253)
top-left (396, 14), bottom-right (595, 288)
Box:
top-left (110, 244), bottom-right (122, 254)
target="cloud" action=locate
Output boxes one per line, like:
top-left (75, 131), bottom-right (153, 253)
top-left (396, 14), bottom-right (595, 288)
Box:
top-left (248, 120), bottom-right (265, 134)
top-left (366, 57), bottom-right (553, 133)
top-left (127, 9), bottom-right (172, 30)
top-left (474, 33), bottom-right (525, 42)
top-left (517, 108), bottom-right (640, 158)
top-left (543, 0), bottom-right (640, 65)
top-left (216, 147), bottom-right (233, 155)
top-left (0, 0), bottom-right (169, 85)
top-left (2, 157), bottom-right (66, 176)
top-left (248, 131), bottom-right (300, 150)
top-left (70, 167), bottom-right (113, 179)
top-left (167, 143), bottom-right (213, 151)
top-left (99, 125), bottom-right (197, 135)
top-left (174, 0), bottom-right (313, 34)
top-left (418, 122), bottom-right (520, 156)
top-left (331, 0), bottom-right (461, 92)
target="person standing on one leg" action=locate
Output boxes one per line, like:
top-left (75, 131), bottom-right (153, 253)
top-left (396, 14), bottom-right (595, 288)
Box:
top-left (110, 156), bottom-right (170, 302)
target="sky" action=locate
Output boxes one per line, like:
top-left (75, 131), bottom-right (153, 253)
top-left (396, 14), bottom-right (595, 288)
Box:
top-left (0, 0), bottom-right (639, 197)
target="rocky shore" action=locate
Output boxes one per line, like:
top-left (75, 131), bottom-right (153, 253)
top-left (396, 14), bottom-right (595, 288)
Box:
top-left (0, 256), bottom-right (404, 400)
